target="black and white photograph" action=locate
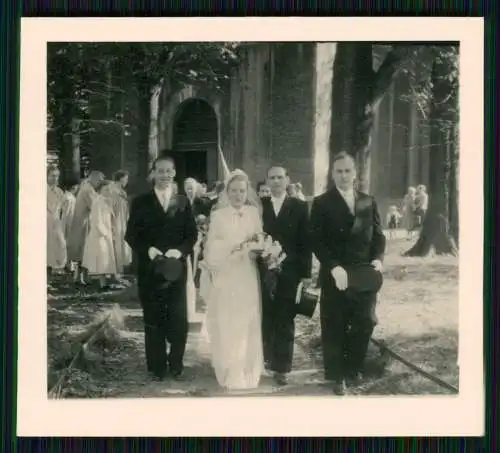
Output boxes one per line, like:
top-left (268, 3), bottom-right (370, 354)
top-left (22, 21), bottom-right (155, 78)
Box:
top-left (18, 18), bottom-right (483, 437)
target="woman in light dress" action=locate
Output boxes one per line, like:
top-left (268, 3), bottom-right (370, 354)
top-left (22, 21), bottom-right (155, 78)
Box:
top-left (199, 169), bottom-right (264, 391)
top-left (82, 181), bottom-right (117, 289)
top-left (47, 165), bottom-right (67, 274)
top-left (110, 170), bottom-right (132, 279)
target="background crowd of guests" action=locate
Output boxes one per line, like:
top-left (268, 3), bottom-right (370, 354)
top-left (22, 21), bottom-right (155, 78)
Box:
top-left (48, 156), bottom-right (427, 294)
top-left (46, 165), bottom-right (132, 290)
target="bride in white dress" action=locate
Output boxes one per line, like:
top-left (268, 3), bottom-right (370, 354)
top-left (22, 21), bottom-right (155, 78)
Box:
top-left (199, 169), bottom-right (264, 390)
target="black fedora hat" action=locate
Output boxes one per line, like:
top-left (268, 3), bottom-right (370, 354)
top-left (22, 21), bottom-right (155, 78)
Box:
top-left (344, 263), bottom-right (383, 297)
top-left (152, 256), bottom-right (183, 288)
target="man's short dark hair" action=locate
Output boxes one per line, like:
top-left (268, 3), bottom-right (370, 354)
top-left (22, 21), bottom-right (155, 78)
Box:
top-left (332, 151), bottom-right (356, 167)
top-left (152, 155), bottom-right (176, 170)
top-left (266, 166), bottom-right (288, 177)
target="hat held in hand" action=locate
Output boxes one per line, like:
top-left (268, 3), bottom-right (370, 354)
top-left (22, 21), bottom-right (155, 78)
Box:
top-left (344, 263), bottom-right (383, 297)
top-left (152, 255), bottom-right (183, 288)
top-left (295, 282), bottom-right (319, 319)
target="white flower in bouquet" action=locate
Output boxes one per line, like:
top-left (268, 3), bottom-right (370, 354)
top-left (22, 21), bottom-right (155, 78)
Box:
top-left (268, 251), bottom-right (287, 270)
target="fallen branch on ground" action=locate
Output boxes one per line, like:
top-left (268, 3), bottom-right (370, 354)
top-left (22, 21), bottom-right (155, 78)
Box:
top-left (370, 337), bottom-right (459, 394)
top-left (48, 304), bottom-right (125, 398)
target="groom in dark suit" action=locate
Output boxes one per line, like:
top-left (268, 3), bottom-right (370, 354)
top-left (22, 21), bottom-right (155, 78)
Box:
top-left (125, 156), bottom-right (198, 381)
top-left (261, 166), bottom-right (312, 386)
top-left (310, 152), bottom-right (386, 395)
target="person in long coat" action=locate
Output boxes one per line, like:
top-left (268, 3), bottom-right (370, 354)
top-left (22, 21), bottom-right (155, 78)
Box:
top-left (67, 170), bottom-right (104, 284)
top-left (47, 165), bottom-right (67, 275)
top-left (82, 181), bottom-right (117, 289)
top-left (110, 170), bottom-right (132, 278)
top-left (61, 180), bottom-right (79, 271)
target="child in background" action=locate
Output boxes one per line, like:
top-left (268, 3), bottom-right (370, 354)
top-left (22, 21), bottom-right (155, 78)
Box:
top-left (386, 204), bottom-right (402, 240)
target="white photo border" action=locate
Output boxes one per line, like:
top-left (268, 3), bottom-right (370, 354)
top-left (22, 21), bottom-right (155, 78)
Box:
top-left (18, 17), bottom-right (484, 437)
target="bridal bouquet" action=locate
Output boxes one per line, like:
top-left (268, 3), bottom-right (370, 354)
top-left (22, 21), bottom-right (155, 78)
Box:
top-left (233, 232), bottom-right (287, 297)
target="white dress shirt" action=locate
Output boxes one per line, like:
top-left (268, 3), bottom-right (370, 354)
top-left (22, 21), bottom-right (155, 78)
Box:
top-left (154, 185), bottom-right (172, 211)
top-left (271, 193), bottom-right (287, 216)
top-left (337, 187), bottom-right (355, 215)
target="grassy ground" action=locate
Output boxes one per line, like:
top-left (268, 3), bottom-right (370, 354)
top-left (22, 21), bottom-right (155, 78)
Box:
top-left (47, 231), bottom-right (458, 398)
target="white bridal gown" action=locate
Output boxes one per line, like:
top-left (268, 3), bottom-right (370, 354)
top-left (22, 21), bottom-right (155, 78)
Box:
top-left (200, 205), bottom-right (264, 390)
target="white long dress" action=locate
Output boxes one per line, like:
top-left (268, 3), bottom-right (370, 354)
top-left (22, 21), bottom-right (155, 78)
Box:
top-left (82, 195), bottom-right (117, 275)
top-left (200, 205), bottom-right (264, 390)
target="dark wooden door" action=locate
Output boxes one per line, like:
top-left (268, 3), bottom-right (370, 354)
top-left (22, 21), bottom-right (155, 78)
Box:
top-left (169, 151), bottom-right (208, 194)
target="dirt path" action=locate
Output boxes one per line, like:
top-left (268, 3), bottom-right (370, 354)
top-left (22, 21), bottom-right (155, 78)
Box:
top-left (47, 237), bottom-right (459, 398)
top-left (48, 279), bottom-right (339, 398)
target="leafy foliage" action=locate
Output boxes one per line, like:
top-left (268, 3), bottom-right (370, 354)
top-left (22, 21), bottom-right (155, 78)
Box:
top-left (47, 42), bottom-right (240, 132)
top-left (398, 44), bottom-right (459, 124)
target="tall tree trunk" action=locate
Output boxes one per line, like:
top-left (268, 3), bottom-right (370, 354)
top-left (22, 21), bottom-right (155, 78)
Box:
top-left (54, 103), bottom-right (81, 185)
top-left (134, 82), bottom-right (153, 192)
top-left (328, 43), bottom-right (409, 193)
top-left (70, 119), bottom-right (81, 181)
top-left (329, 43), bottom-right (373, 192)
top-left (404, 55), bottom-right (458, 257)
top-left (449, 122), bottom-right (459, 246)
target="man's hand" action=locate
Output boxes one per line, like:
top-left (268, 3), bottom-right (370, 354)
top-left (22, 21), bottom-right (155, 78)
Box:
top-left (165, 249), bottom-right (182, 259)
top-left (148, 247), bottom-right (163, 261)
top-left (331, 266), bottom-right (348, 291)
top-left (371, 259), bottom-right (383, 272)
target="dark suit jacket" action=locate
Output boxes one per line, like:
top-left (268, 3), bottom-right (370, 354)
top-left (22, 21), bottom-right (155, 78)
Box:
top-left (261, 195), bottom-right (312, 280)
top-left (125, 190), bottom-right (198, 292)
top-left (309, 187), bottom-right (386, 286)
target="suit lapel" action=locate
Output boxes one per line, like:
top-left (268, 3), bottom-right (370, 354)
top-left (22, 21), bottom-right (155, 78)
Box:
top-left (332, 187), bottom-right (354, 219)
top-left (276, 195), bottom-right (292, 221)
top-left (350, 191), bottom-right (363, 234)
top-left (166, 194), bottom-right (179, 216)
top-left (150, 190), bottom-right (165, 214)
top-left (350, 191), bottom-right (373, 235)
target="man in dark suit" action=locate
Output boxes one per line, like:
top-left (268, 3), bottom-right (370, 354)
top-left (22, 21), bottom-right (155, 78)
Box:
top-left (261, 166), bottom-right (312, 386)
top-left (125, 156), bottom-right (198, 381)
top-left (310, 152), bottom-right (386, 395)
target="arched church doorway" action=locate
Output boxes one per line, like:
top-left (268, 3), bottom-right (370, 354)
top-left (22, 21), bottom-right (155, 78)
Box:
top-left (169, 98), bottom-right (218, 192)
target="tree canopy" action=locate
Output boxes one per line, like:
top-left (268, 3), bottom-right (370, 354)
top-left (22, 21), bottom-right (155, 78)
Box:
top-left (47, 42), bottom-right (240, 132)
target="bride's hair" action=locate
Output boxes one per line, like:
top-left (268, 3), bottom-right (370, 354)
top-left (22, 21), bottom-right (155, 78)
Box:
top-left (214, 169), bottom-right (262, 214)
